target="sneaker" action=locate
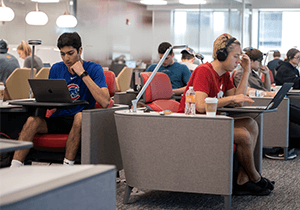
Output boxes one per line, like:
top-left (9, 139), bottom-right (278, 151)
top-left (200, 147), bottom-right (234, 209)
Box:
top-left (265, 148), bottom-right (297, 160)
top-left (233, 180), bottom-right (271, 196)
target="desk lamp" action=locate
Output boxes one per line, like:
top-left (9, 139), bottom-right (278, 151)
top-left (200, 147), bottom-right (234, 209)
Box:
top-left (131, 44), bottom-right (187, 113)
top-left (28, 39), bottom-right (42, 98)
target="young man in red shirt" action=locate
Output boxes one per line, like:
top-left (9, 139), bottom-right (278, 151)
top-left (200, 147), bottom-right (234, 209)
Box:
top-left (178, 33), bottom-right (274, 195)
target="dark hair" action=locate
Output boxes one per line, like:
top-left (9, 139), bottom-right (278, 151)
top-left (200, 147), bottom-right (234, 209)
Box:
top-left (273, 51), bottom-right (281, 58)
top-left (245, 48), bottom-right (263, 62)
top-left (158, 42), bottom-right (172, 55)
top-left (57, 32), bottom-right (82, 52)
top-left (181, 52), bottom-right (194, 60)
top-left (285, 48), bottom-right (300, 62)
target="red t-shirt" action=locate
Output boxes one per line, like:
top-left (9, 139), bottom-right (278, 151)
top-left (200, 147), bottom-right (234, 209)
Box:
top-left (177, 62), bottom-right (235, 113)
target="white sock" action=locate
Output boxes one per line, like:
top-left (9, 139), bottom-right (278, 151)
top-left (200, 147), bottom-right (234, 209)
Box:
top-left (10, 159), bottom-right (23, 167)
top-left (63, 158), bottom-right (75, 166)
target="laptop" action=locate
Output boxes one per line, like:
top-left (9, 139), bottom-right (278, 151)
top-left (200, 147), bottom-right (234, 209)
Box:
top-left (237, 82), bottom-right (294, 110)
top-left (28, 79), bottom-right (86, 104)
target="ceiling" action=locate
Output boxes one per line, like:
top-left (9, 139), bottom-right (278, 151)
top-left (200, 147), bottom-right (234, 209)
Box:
top-left (125, 0), bottom-right (300, 9)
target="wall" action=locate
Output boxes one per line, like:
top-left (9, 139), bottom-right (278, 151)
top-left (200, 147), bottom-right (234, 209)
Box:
top-left (0, 0), bottom-right (153, 67)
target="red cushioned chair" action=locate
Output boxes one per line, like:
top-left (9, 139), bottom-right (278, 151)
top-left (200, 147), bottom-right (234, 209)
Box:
top-left (261, 69), bottom-right (274, 84)
top-left (26, 70), bottom-right (116, 163)
top-left (140, 72), bottom-right (180, 112)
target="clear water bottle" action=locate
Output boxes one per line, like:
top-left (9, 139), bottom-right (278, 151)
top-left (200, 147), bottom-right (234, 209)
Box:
top-left (185, 86), bottom-right (196, 115)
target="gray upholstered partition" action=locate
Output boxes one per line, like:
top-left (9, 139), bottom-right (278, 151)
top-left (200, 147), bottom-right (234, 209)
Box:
top-left (81, 104), bottom-right (128, 170)
top-left (115, 111), bottom-right (234, 209)
top-left (251, 97), bottom-right (289, 149)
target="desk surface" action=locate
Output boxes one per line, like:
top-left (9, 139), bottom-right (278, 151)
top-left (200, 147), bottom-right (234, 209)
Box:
top-left (0, 165), bottom-right (116, 207)
top-left (0, 139), bottom-right (33, 153)
top-left (218, 107), bottom-right (277, 113)
top-left (9, 99), bottom-right (89, 109)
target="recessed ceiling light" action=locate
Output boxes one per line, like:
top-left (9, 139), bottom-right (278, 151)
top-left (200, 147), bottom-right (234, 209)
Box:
top-left (179, 0), bottom-right (206, 5)
top-left (140, 0), bottom-right (167, 5)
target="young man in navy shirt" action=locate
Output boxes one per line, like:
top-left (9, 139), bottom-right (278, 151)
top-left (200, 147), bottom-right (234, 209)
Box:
top-left (11, 32), bottom-right (110, 167)
top-left (146, 42), bottom-right (191, 95)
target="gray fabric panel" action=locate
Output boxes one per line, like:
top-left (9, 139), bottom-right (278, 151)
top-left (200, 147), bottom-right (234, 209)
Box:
top-left (252, 98), bottom-right (289, 148)
top-left (81, 105), bottom-right (128, 170)
top-left (115, 113), bottom-right (234, 196)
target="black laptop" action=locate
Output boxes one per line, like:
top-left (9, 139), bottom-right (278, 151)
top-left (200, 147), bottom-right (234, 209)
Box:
top-left (237, 82), bottom-right (294, 110)
top-left (28, 79), bottom-right (86, 104)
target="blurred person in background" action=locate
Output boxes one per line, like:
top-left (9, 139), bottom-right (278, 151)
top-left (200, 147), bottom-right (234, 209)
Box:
top-left (0, 39), bottom-right (20, 84)
top-left (17, 40), bottom-right (43, 73)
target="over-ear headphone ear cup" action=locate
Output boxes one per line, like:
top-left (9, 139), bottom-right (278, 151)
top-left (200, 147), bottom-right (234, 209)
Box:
top-left (217, 48), bottom-right (227, 61)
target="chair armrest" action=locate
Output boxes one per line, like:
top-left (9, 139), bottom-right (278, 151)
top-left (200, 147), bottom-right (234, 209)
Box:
top-left (81, 104), bottom-right (128, 170)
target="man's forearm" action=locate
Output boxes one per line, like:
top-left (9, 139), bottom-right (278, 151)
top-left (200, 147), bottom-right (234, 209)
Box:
top-left (82, 76), bottom-right (110, 108)
top-left (173, 86), bottom-right (186, 95)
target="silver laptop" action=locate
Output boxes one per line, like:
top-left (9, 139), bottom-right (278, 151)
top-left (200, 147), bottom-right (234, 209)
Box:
top-left (28, 79), bottom-right (85, 104)
top-left (237, 83), bottom-right (294, 110)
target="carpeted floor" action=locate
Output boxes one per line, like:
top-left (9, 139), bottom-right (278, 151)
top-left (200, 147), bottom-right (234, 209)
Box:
top-left (116, 148), bottom-right (300, 210)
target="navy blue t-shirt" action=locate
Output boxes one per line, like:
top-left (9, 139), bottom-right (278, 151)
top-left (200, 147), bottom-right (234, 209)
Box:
top-left (49, 60), bottom-right (107, 117)
top-left (146, 62), bottom-right (191, 89)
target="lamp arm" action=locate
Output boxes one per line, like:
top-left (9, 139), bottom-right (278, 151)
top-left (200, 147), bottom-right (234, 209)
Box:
top-left (264, 50), bottom-right (274, 66)
top-left (131, 45), bottom-right (187, 112)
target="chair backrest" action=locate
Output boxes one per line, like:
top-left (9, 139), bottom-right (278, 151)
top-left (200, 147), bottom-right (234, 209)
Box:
top-left (5, 68), bottom-right (36, 100)
top-left (104, 70), bottom-right (115, 97)
top-left (140, 72), bottom-right (179, 112)
top-left (34, 67), bottom-right (50, 79)
top-left (115, 67), bottom-right (133, 92)
top-left (261, 69), bottom-right (274, 84)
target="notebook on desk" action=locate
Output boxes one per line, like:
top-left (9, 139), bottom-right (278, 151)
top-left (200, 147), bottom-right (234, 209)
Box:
top-left (28, 79), bottom-right (86, 104)
top-left (236, 82), bottom-right (294, 110)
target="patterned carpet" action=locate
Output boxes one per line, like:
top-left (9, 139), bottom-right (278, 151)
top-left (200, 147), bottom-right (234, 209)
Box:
top-left (116, 148), bottom-right (300, 210)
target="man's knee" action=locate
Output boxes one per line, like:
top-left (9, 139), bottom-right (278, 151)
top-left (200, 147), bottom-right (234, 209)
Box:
top-left (236, 117), bottom-right (258, 136)
top-left (235, 127), bottom-right (252, 146)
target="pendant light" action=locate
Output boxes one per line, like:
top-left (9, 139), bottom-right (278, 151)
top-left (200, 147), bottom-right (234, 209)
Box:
top-left (56, 0), bottom-right (77, 28)
top-left (25, 3), bottom-right (48, 25)
top-left (0, 0), bottom-right (15, 21)
top-left (179, 0), bottom-right (206, 4)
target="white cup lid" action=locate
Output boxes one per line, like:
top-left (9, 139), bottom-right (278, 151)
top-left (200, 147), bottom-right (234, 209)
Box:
top-left (205, 97), bottom-right (218, 103)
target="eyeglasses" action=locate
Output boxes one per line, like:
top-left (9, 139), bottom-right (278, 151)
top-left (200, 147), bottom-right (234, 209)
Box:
top-left (294, 56), bottom-right (300, 60)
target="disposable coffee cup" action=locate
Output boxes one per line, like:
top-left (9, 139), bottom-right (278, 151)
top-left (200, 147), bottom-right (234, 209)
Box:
top-left (0, 85), bottom-right (4, 106)
top-left (205, 97), bottom-right (218, 117)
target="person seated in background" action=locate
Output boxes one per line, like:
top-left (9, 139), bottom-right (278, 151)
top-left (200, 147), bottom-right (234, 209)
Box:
top-left (180, 47), bottom-right (198, 71)
top-left (17, 40), bottom-right (43, 73)
top-left (146, 42), bottom-right (191, 95)
top-left (0, 39), bottom-right (20, 84)
top-left (234, 48), bottom-right (297, 160)
top-left (233, 48), bottom-right (276, 97)
top-left (275, 48), bottom-right (300, 89)
top-left (267, 50), bottom-right (281, 77)
top-left (10, 32), bottom-right (110, 167)
top-left (177, 33), bottom-right (274, 196)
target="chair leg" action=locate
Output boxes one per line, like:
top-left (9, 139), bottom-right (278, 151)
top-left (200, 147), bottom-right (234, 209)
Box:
top-left (123, 185), bottom-right (133, 204)
top-left (284, 147), bottom-right (288, 161)
top-left (224, 195), bottom-right (231, 210)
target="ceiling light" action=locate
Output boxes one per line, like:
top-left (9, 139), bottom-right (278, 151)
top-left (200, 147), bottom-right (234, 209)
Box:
top-left (25, 3), bottom-right (48, 25)
top-left (31, 0), bottom-right (60, 3)
top-left (179, 0), bottom-right (206, 4)
top-left (56, 13), bottom-right (77, 28)
top-left (140, 0), bottom-right (167, 5)
top-left (0, 0), bottom-right (15, 21)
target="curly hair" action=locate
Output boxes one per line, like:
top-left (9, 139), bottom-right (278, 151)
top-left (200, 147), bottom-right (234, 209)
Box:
top-left (245, 48), bottom-right (263, 62)
top-left (212, 33), bottom-right (240, 60)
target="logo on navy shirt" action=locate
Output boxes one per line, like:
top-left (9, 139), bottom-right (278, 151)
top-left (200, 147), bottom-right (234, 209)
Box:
top-left (68, 84), bottom-right (80, 100)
